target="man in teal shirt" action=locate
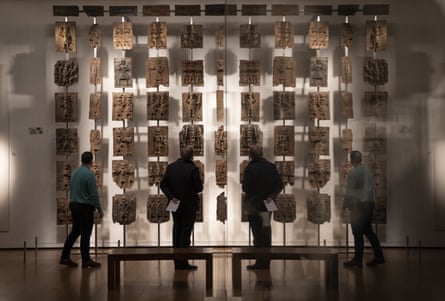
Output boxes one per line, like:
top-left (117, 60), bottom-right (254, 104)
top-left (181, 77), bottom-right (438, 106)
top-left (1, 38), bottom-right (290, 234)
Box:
top-left (60, 151), bottom-right (103, 268)
top-left (343, 150), bottom-right (384, 268)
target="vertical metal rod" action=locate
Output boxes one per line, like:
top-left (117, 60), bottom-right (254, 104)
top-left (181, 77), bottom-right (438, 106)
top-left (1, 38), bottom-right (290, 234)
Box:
top-left (282, 222), bottom-right (286, 246)
top-left (94, 224), bottom-right (98, 258)
top-left (123, 225), bottom-right (126, 248)
top-left (346, 224), bottom-right (349, 255)
top-left (157, 223), bottom-right (161, 248)
top-left (34, 236), bottom-right (38, 258)
top-left (317, 224), bottom-right (320, 247)
top-left (118, 240), bottom-right (121, 248)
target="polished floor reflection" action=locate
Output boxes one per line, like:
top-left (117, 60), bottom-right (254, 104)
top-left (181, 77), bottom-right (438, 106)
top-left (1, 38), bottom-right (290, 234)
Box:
top-left (0, 248), bottom-right (444, 301)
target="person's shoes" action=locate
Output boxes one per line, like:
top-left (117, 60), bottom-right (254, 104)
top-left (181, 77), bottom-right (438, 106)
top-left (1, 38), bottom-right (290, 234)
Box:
top-left (82, 260), bottom-right (101, 268)
top-left (59, 258), bottom-right (78, 267)
top-left (343, 259), bottom-right (362, 268)
top-left (366, 257), bottom-right (385, 266)
top-left (247, 264), bottom-right (269, 270)
top-left (175, 264), bottom-right (198, 270)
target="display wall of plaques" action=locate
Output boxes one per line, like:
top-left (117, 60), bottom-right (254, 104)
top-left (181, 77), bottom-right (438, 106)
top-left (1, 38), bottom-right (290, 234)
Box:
top-left (308, 21), bottom-right (329, 49)
top-left (273, 57), bottom-right (296, 87)
top-left (89, 93), bottom-right (102, 120)
top-left (113, 127), bottom-right (134, 157)
top-left (240, 124), bottom-right (262, 156)
top-left (308, 92), bottom-right (330, 120)
top-left (275, 161), bottom-right (295, 186)
top-left (182, 92), bottom-right (203, 122)
top-left (216, 192), bottom-right (227, 223)
top-left (214, 125), bottom-right (227, 156)
top-left (112, 92), bottom-right (133, 121)
top-left (341, 92), bottom-right (354, 119)
top-left (55, 92), bottom-right (78, 122)
top-left (179, 125), bottom-right (204, 156)
top-left (307, 192), bottom-right (331, 224)
top-left (309, 126), bottom-right (330, 156)
top-left (363, 91), bottom-right (388, 118)
top-left (112, 160), bottom-right (135, 189)
top-left (148, 161), bottom-right (167, 186)
top-left (310, 56), bottom-right (328, 87)
top-left (181, 24), bottom-right (203, 48)
top-left (56, 161), bottom-right (75, 191)
top-left (273, 92), bottom-right (295, 120)
top-left (114, 58), bottom-right (132, 88)
top-left (56, 128), bottom-right (78, 156)
top-left (273, 194), bottom-right (296, 223)
top-left (147, 194), bottom-right (170, 223)
top-left (274, 21), bottom-right (293, 49)
top-left (308, 159), bottom-right (331, 189)
top-left (363, 58), bottom-right (388, 85)
top-left (147, 92), bottom-right (169, 121)
top-left (54, 60), bottom-right (79, 87)
top-left (340, 22), bottom-right (353, 47)
top-left (56, 197), bottom-right (72, 225)
top-left (366, 20), bottom-right (387, 51)
top-left (241, 92), bottom-right (260, 121)
top-left (240, 24), bottom-right (261, 48)
top-left (88, 23), bottom-right (101, 48)
top-left (113, 21), bottom-right (133, 50)
top-left (148, 126), bottom-right (169, 157)
top-left (182, 60), bottom-right (204, 86)
top-left (274, 126), bottom-right (295, 156)
top-left (239, 60), bottom-right (260, 86)
top-left (90, 129), bottom-right (101, 153)
top-left (89, 57), bottom-right (101, 85)
top-left (146, 57), bottom-right (169, 87)
top-left (148, 21), bottom-right (167, 49)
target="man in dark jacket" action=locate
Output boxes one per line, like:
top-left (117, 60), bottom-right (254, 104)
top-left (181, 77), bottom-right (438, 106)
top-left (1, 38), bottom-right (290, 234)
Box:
top-left (242, 145), bottom-right (284, 269)
top-left (160, 145), bottom-right (203, 270)
top-left (343, 150), bottom-right (384, 268)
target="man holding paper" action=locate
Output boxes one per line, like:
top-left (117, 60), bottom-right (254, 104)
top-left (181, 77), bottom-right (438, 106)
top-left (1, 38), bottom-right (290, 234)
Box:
top-left (242, 145), bottom-right (284, 269)
top-left (160, 145), bottom-right (203, 270)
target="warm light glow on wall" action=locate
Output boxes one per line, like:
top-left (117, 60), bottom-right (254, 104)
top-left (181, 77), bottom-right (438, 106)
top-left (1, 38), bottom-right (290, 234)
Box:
top-left (0, 139), bottom-right (9, 231)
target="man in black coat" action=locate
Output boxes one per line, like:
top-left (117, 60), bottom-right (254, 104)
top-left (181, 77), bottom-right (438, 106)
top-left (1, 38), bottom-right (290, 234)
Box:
top-left (242, 145), bottom-right (284, 269)
top-left (160, 145), bottom-right (203, 270)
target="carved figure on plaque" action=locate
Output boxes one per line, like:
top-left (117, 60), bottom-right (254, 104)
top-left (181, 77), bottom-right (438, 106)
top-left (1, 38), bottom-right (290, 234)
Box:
top-left (57, 198), bottom-right (72, 225)
top-left (55, 92), bottom-right (78, 122)
top-left (216, 192), bottom-right (227, 223)
top-left (113, 127), bottom-right (134, 157)
top-left (239, 60), bottom-right (260, 86)
top-left (113, 21), bottom-right (133, 50)
top-left (241, 92), bottom-right (260, 122)
top-left (240, 160), bottom-right (249, 183)
top-left (215, 125), bottom-right (227, 156)
top-left (273, 194), bottom-right (296, 223)
top-left (216, 90), bottom-right (224, 122)
top-left (56, 128), bottom-right (78, 156)
top-left (364, 58), bottom-right (388, 86)
top-left (308, 92), bottom-right (330, 120)
top-left (88, 23), bottom-right (101, 48)
top-left (216, 160), bottom-right (227, 188)
top-left (307, 193), bottom-right (331, 224)
top-left (216, 26), bottom-right (224, 48)
top-left (91, 161), bottom-right (103, 188)
top-left (114, 58), bottom-right (132, 88)
top-left (310, 56), bottom-right (328, 87)
top-left (148, 21), bottom-right (167, 49)
top-left (240, 124), bottom-right (262, 156)
top-left (273, 91), bottom-right (295, 120)
top-left (55, 21), bottom-right (76, 53)
top-left (147, 194), bottom-right (170, 223)
top-left (341, 56), bottom-right (352, 84)
top-left (146, 57), bottom-right (169, 88)
top-left (112, 160), bottom-right (135, 189)
top-left (182, 92), bottom-right (203, 122)
top-left (194, 160), bottom-right (205, 184)
top-left (89, 93), bottom-right (102, 120)
top-left (373, 196), bottom-right (387, 224)
top-left (181, 24), bottom-right (203, 49)
top-left (308, 159), bottom-right (331, 188)
top-left (363, 91), bottom-right (388, 118)
top-left (56, 161), bottom-right (75, 191)
top-left (366, 20), bottom-right (387, 52)
top-left (364, 127), bottom-right (386, 153)
top-left (342, 129), bottom-right (353, 153)
top-left (112, 194), bottom-right (136, 225)
top-left (341, 22), bottom-right (353, 47)
top-left (147, 92), bottom-right (169, 121)
top-left (179, 125), bottom-right (204, 156)
top-left (341, 92), bottom-right (354, 119)
top-left (274, 126), bottom-right (295, 156)
top-left (112, 92), bottom-right (133, 121)
top-left (217, 59), bottom-right (224, 86)
top-left (196, 194), bottom-right (204, 223)
top-left (366, 158), bottom-right (387, 194)
top-left (275, 21), bottom-right (293, 49)
top-left (240, 24), bottom-right (261, 48)
top-left (148, 161), bottom-right (168, 186)
top-left (308, 21), bottom-right (329, 49)
top-left (273, 56), bottom-right (296, 87)
top-left (54, 60), bottom-right (78, 87)
top-left (182, 60), bottom-right (204, 86)
top-left (90, 130), bottom-right (101, 154)
top-left (148, 126), bottom-right (169, 157)
top-left (309, 126), bottom-right (330, 156)
top-left (340, 161), bottom-right (353, 186)
top-left (275, 161), bottom-right (295, 186)
top-left (90, 57), bottom-right (101, 85)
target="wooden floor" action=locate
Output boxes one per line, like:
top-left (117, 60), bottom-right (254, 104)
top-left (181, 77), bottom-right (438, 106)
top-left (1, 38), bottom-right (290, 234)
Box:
top-left (0, 247), bottom-right (444, 301)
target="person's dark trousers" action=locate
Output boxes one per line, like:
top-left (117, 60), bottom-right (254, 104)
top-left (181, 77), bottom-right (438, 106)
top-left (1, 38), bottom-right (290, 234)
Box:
top-left (61, 202), bottom-right (94, 263)
top-left (248, 212), bottom-right (271, 267)
top-left (351, 202), bottom-right (384, 263)
top-left (172, 212), bottom-right (196, 267)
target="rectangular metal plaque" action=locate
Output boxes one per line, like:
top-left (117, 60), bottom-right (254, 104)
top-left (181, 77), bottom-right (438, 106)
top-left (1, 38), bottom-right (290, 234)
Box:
top-left (109, 6), bottom-right (138, 16)
top-left (304, 5), bottom-right (333, 15)
top-left (241, 5), bottom-right (267, 16)
top-left (83, 6), bottom-right (104, 17)
top-left (205, 4), bottom-right (237, 16)
top-left (175, 5), bottom-right (201, 16)
top-left (53, 6), bottom-right (79, 16)
top-left (363, 4), bottom-right (390, 15)
top-left (143, 5), bottom-right (170, 16)
top-left (271, 5), bottom-right (299, 16)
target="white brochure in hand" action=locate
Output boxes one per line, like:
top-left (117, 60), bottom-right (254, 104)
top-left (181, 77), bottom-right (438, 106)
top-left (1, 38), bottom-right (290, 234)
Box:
top-left (166, 199), bottom-right (180, 212)
top-left (264, 199), bottom-right (278, 212)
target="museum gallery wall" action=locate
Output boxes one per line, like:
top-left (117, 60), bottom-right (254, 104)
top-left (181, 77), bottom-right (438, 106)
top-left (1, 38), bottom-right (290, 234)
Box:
top-left (52, 3), bottom-right (391, 247)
